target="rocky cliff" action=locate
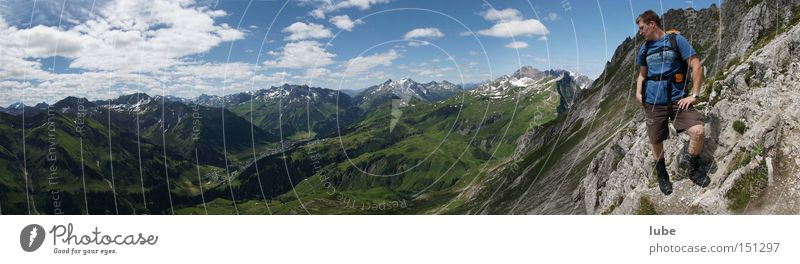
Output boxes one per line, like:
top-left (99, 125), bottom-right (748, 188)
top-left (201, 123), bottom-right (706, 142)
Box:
top-left (446, 0), bottom-right (800, 215)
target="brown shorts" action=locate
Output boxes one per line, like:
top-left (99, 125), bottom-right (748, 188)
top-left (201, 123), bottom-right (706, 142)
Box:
top-left (642, 102), bottom-right (703, 144)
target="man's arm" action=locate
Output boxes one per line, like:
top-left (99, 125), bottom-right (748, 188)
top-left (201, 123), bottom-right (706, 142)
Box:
top-left (688, 55), bottom-right (702, 96)
top-left (677, 55), bottom-right (703, 110)
top-left (636, 66), bottom-right (647, 104)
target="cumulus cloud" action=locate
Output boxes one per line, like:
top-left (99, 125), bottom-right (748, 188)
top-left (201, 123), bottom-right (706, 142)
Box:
top-left (476, 19), bottom-right (549, 38)
top-left (473, 6), bottom-right (549, 40)
top-left (282, 22), bottom-right (333, 41)
top-left (342, 49), bottom-right (399, 76)
top-left (302, 67), bottom-right (331, 80)
top-left (307, 0), bottom-right (391, 19)
top-left (337, 0), bottom-right (390, 10)
top-left (329, 15), bottom-right (363, 31)
top-left (408, 67), bottom-right (453, 77)
top-left (403, 27), bottom-right (444, 40)
top-left (481, 8), bottom-right (523, 22)
top-left (172, 62), bottom-right (259, 82)
top-left (505, 41), bottom-right (528, 49)
top-left (264, 41), bottom-right (336, 69)
top-left (0, 0), bottom-right (246, 74)
top-left (310, 9), bottom-right (327, 19)
top-left (543, 12), bottom-right (560, 21)
top-left (162, 62), bottom-right (294, 98)
top-left (0, 0), bottom-right (249, 104)
top-left (407, 41), bottom-right (430, 47)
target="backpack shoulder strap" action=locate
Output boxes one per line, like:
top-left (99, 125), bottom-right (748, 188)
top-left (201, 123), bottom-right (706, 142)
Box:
top-left (668, 32), bottom-right (690, 76)
top-left (668, 33), bottom-right (682, 59)
top-left (642, 40), bottom-right (654, 66)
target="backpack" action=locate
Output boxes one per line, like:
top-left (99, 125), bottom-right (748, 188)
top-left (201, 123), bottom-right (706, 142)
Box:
top-left (640, 29), bottom-right (690, 108)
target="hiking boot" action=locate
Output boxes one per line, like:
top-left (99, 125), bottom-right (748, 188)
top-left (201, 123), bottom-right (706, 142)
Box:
top-left (688, 155), bottom-right (710, 188)
top-left (658, 177), bottom-right (673, 195)
top-left (655, 158), bottom-right (673, 195)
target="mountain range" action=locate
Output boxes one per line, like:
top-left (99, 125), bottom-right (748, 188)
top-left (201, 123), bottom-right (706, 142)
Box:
top-left (2, 0), bottom-right (796, 215)
top-left (0, 65), bottom-right (590, 214)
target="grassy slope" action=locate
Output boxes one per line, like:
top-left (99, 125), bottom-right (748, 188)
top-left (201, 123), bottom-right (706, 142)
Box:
top-left (177, 81), bottom-right (561, 214)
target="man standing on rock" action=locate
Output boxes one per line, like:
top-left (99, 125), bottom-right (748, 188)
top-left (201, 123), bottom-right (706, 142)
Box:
top-left (635, 10), bottom-right (711, 195)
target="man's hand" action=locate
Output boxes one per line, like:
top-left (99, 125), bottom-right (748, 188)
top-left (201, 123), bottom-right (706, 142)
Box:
top-left (637, 66), bottom-right (647, 105)
top-left (677, 96), bottom-right (696, 110)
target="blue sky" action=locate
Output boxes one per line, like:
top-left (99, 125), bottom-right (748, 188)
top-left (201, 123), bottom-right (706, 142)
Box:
top-left (0, 0), bottom-right (721, 105)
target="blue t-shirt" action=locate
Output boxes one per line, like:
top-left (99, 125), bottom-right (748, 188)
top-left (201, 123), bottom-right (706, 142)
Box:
top-left (636, 33), bottom-right (696, 105)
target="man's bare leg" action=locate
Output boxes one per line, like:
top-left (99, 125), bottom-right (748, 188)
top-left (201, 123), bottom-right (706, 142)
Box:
top-left (687, 124), bottom-right (705, 156)
top-left (651, 142), bottom-right (664, 161)
top-left (686, 124), bottom-right (710, 187)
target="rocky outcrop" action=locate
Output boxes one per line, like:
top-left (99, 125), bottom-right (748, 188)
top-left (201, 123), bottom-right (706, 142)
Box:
top-left (716, 0), bottom-right (800, 68)
top-left (555, 72), bottom-right (581, 115)
top-left (583, 20), bottom-right (800, 215)
top-left (452, 0), bottom-right (800, 215)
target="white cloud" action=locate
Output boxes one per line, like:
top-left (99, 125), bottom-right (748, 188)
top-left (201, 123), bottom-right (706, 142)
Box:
top-left (172, 62), bottom-right (258, 82)
top-left (282, 22), bottom-right (333, 41)
top-left (473, 7), bottom-right (549, 40)
top-left (481, 8), bottom-right (523, 22)
top-left (476, 19), bottom-right (549, 38)
top-left (338, 0), bottom-right (390, 10)
top-left (1, 1), bottom-right (96, 29)
top-left (310, 9), bottom-right (327, 19)
top-left (342, 49), bottom-right (399, 76)
top-left (329, 15), bottom-right (363, 31)
top-left (0, 0), bottom-right (249, 105)
top-left (249, 71), bottom-right (293, 87)
top-left (354, 70), bottom-right (389, 82)
top-left (165, 62), bottom-right (297, 97)
top-left (408, 67), bottom-right (453, 76)
top-left (403, 27), bottom-right (444, 40)
top-left (264, 41), bottom-right (336, 69)
top-left (308, 0), bottom-right (391, 19)
top-left (11, 25), bottom-right (86, 57)
top-left (543, 12), bottom-right (560, 21)
top-left (0, 0), bottom-right (246, 74)
top-left (505, 41), bottom-right (529, 49)
top-left (303, 67), bottom-right (330, 79)
top-left (407, 41), bottom-right (430, 47)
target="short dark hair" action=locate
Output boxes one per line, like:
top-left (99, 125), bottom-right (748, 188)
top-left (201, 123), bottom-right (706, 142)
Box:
top-left (636, 10), bottom-right (661, 28)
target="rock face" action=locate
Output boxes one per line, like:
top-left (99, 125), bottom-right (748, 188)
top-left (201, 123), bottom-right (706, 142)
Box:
top-left (554, 71), bottom-right (582, 115)
top-left (451, 0), bottom-right (800, 215)
top-left (716, 0), bottom-right (800, 68)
